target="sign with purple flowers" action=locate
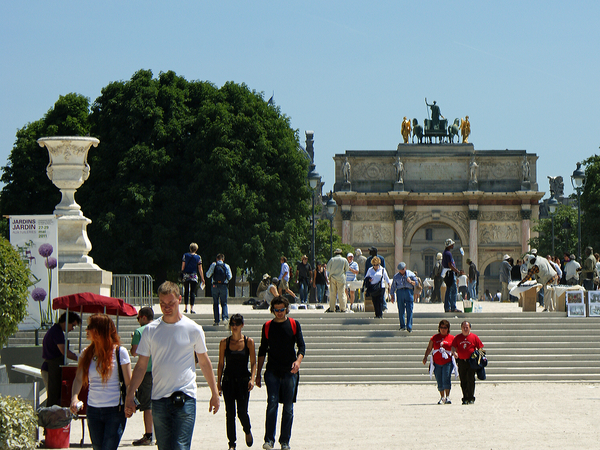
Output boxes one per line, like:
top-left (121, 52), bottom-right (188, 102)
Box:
top-left (9, 215), bottom-right (59, 330)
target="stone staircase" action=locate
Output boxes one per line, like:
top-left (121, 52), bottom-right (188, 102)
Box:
top-left (8, 312), bottom-right (600, 385)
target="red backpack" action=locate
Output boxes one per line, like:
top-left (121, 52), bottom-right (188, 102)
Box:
top-left (264, 317), bottom-right (297, 339)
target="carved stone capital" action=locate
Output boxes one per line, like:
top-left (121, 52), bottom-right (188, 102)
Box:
top-left (394, 210), bottom-right (405, 221)
top-left (341, 210), bottom-right (352, 221)
top-left (468, 210), bottom-right (479, 221)
top-left (520, 209), bottom-right (532, 220)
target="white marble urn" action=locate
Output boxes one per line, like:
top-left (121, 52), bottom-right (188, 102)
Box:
top-left (38, 136), bottom-right (100, 269)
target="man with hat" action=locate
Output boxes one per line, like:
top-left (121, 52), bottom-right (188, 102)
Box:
top-left (345, 253), bottom-right (359, 309)
top-left (442, 239), bottom-right (462, 313)
top-left (327, 248), bottom-right (351, 312)
top-left (499, 255), bottom-right (512, 302)
top-left (390, 262), bottom-right (419, 332)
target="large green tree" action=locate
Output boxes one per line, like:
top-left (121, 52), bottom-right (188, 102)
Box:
top-left (581, 155), bottom-right (600, 252)
top-left (79, 70), bottom-right (310, 283)
top-left (529, 204), bottom-right (578, 258)
top-left (0, 93), bottom-right (90, 216)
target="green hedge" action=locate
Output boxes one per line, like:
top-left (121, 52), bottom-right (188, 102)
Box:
top-left (0, 394), bottom-right (37, 450)
top-left (0, 237), bottom-right (31, 348)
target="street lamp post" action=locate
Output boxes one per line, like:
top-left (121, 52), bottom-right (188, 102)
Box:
top-left (307, 164), bottom-right (320, 299)
top-left (571, 162), bottom-right (586, 261)
top-left (548, 189), bottom-right (559, 256)
top-left (326, 193), bottom-right (338, 259)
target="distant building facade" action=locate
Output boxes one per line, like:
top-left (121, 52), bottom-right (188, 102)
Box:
top-left (331, 143), bottom-right (544, 296)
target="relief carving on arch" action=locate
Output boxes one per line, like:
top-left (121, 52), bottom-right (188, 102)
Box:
top-left (479, 222), bottom-right (520, 244)
top-left (479, 161), bottom-right (519, 180)
top-left (478, 211), bottom-right (521, 221)
top-left (351, 211), bottom-right (395, 222)
top-left (353, 222), bottom-right (394, 245)
top-left (402, 210), bottom-right (469, 244)
top-left (353, 162), bottom-right (394, 181)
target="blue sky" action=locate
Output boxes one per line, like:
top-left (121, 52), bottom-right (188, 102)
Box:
top-left (1, 1), bottom-right (598, 198)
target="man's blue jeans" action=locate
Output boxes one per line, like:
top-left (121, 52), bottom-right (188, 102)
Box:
top-left (298, 280), bottom-right (309, 303)
top-left (212, 284), bottom-right (229, 324)
top-left (395, 288), bottom-right (414, 331)
top-left (264, 370), bottom-right (297, 446)
top-left (468, 280), bottom-right (477, 300)
top-left (86, 405), bottom-right (127, 450)
top-left (152, 394), bottom-right (196, 450)
top-left (444, 274), bottom-right (457, 312)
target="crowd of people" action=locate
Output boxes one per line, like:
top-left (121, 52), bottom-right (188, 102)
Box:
top-left (49, 284), bottom-right (305, 450)
top-left (45, 241), bottom-right (600, 448)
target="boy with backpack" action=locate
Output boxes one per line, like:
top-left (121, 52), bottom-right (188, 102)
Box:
top-left (255, 296), bottom-right (305, 450)
top-left (206, 253), bottom-right (232, 326)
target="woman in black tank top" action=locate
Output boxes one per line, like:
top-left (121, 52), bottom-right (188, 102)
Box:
top-left (217, 314), bottom-right (257, 450)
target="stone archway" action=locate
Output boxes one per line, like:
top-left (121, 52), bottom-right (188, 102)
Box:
top-left (403, 217), bottom-right (467, 277)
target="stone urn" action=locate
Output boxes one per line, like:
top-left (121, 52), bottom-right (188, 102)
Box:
top-left (38, 136), bottom-right (100, 270)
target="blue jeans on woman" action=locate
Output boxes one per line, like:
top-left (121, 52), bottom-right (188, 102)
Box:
top-left (86, 405), bottom-right (126, 450)
top-left (152, 393), bottom-right (196, 450)
top-left (434, 362), bottom-right (453, 392)
top-left (264, 370), bottom-right (298, 447)
top-left (316, 284), bottom-right (326, 303)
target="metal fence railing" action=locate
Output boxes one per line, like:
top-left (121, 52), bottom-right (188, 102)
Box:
top-left (112, 274), bottom-right (154, 307)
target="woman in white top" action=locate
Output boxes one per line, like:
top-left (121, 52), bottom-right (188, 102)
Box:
top-left (365, 256), bottom-right (391, 318)
top-left (71, 314), bottom-right (131, 450)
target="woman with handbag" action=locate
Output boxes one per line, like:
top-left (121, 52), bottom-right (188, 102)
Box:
top-left (364, 256), bottom-right (391, 318)
top-left (70, 314), bottom-right (131, 450)
top-left (422, 319), bottom-right (457, 404)
top-left (217, 314), bottom-right (257, 450)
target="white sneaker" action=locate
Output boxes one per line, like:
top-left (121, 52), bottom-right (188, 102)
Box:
top-left (263, 441), bottom-right (274, 450)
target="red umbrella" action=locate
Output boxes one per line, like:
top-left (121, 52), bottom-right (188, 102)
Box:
top-left (52, 292), bottom-right (138, 316)
top-left (52, 292), bottom-right (139, 365)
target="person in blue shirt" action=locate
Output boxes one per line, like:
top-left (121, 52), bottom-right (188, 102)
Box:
top-left (390, 262), bottom-right (419, 332)
top-left (206, 254), bottom-right (233, 326)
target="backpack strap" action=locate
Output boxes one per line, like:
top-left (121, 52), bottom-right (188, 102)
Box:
top-left (265, 318), bottom-right (296, 339)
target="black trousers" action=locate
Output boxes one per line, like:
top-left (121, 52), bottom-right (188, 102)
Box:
top-left (370, 290), bottom-right (385, 318)
top-left (223, 376), bottom-right (251, 447)
top-left (457, 358), bottom-right (477, 402)
top-left (431, 276), bottom-right (443, 303)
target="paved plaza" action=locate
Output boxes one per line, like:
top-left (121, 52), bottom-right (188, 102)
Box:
top-left (64, 301), bottom-right (599, 449)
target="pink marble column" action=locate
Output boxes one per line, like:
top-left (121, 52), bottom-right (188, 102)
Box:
top-left (394, 209), bottom-right (404, 266)
top-left (469, 219), bottom-right (478, 267)
top-left (341, 209), bottom-right (351, 244)
top-left (521, 209), bottom-right (531, 254)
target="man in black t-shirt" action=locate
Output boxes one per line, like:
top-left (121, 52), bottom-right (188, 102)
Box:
top-left (255, 297), bottom-right (306, 450)
top-left (295, 255), bottom-right (312, 304)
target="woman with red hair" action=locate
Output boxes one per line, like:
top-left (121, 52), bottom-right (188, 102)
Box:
top-left (70, 314), bottom-right (131, 450)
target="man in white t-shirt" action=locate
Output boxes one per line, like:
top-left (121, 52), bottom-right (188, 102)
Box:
top-left (125, 281), bottom-right (220, 450)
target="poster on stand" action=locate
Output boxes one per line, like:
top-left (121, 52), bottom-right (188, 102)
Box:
top-left (9, 215), bottom-right (59, 330)
top-left (588, 291), bottom-right (600, 317)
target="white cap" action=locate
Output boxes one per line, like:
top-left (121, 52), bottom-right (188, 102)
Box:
top-left (347, 253), bottom-right (354, 257)
top-left (503, 254), bottom-right (510, 260)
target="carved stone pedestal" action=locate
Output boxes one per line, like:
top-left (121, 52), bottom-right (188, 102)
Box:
top-left (394, 181), bottom-right (404, 192)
